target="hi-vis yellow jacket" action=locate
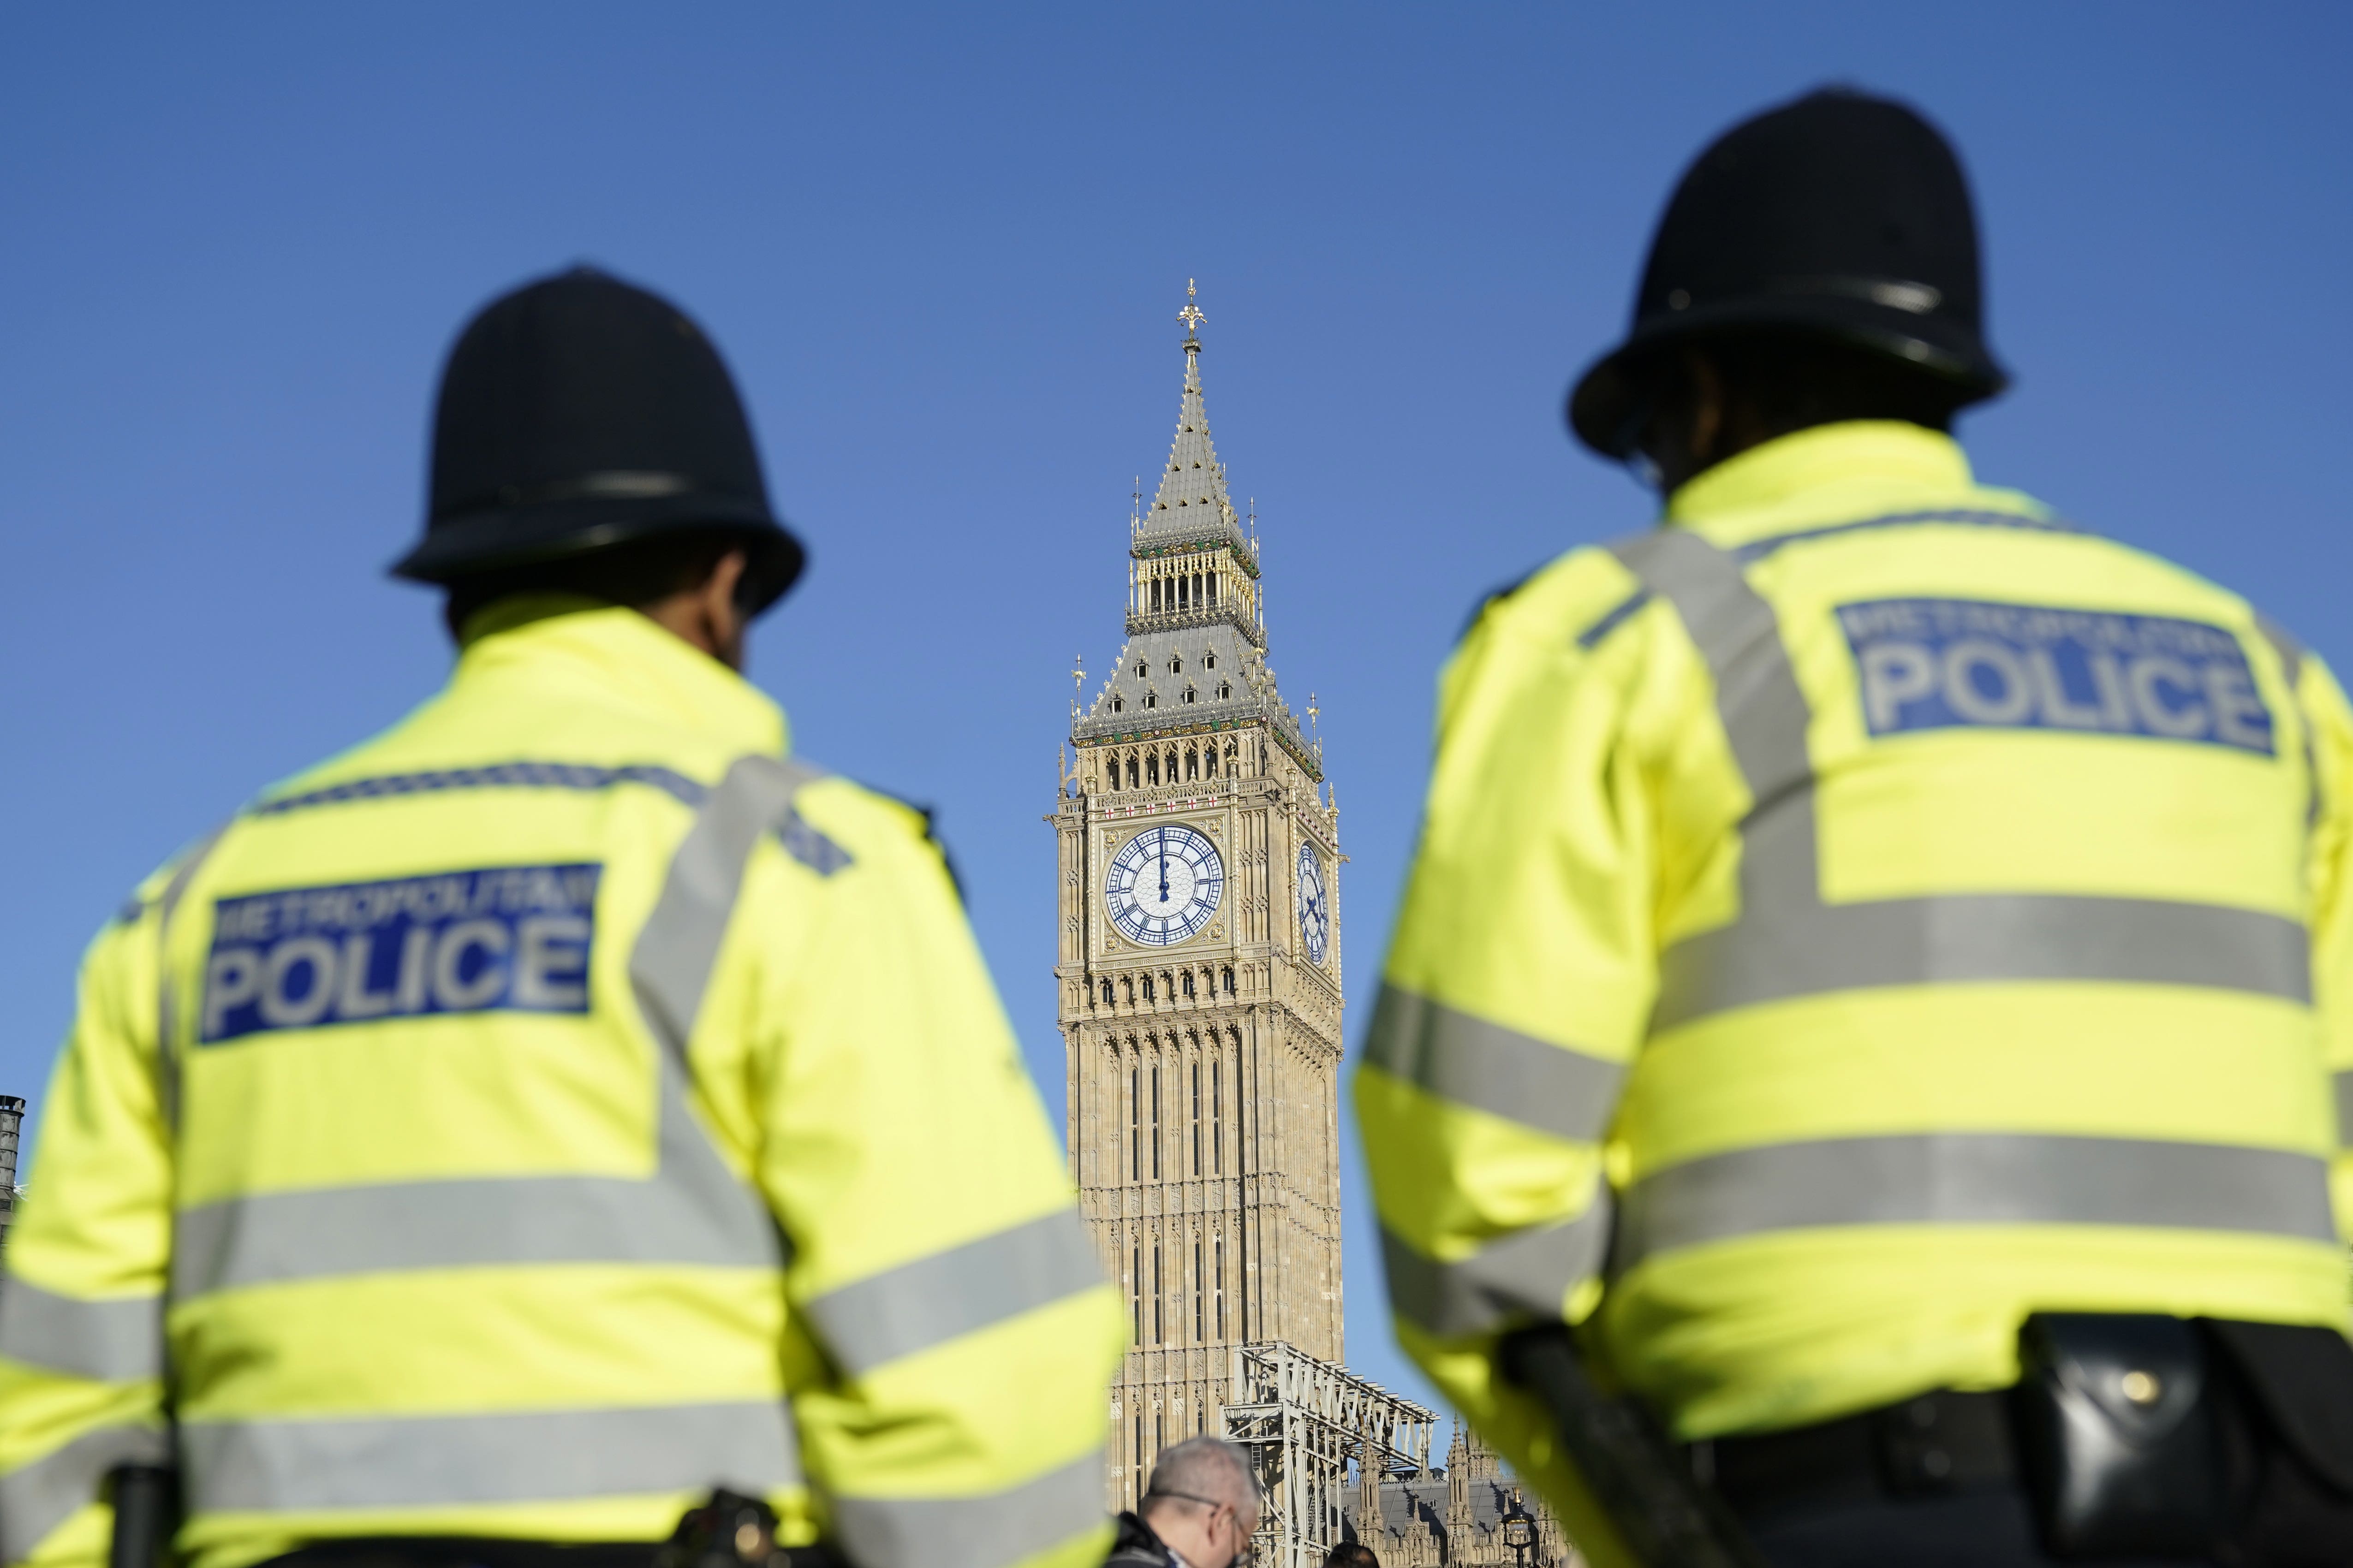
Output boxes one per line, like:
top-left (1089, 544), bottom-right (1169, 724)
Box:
top-left (1358, 422), bottom-right (2353, 1566)
top-left (0, 603), bottom-right (1126, 1568)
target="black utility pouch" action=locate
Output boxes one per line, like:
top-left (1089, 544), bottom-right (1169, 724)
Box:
top-left (2013, 1313), bottom-right (2228, 1559)
top-left (2200, 1319), bottom-right (2353, 1568)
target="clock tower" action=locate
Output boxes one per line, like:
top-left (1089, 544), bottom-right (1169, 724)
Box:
top-left (1051, 285), bottom-right (1346, 1513)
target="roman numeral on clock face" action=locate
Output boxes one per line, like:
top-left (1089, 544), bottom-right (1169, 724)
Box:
top-left (1105, 824), bottom-right (1225, 946)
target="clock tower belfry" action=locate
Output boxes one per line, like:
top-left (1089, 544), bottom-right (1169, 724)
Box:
top-left (1051, 285), bottom-right (1346, 1514)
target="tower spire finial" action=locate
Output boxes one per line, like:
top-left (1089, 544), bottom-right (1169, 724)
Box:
top-left (1177, 278), bottom-right (1204, 345)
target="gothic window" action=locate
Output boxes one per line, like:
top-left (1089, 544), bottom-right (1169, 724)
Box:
top-left (1211, 1057), bottom-right (1222, 1174)
top-left (1171, 655), bottom-right (1183, 674)
top-left (1142, 973), bottom-right (1155, 1002)
top-left (1181, 970), bottom-right (1195, 999)
top-left (1129, 1066), bottom-right (1141, 1181)
top-left (1146, 752), bottom-right (1159, 785)
top-left (1182, 687), bottom-right (1195, 705)
top-left (1111, 696), bottom-right (1123, 713)
top-left (1208, 577), bottom-right (1218, 607)
top-left (1217, 682), bottom-right (1231, 700)
top-left (1150, 1066), bottom-right (1162, 1180)
top-left (1191, 1061), bottom-right (1202, 1175)
top-left (1166, 748), bottom-right (1180, 780)
top-left (1102, 979), bottom-right (1116, 1007)
top-left (1215, 1233), bottom-right (1226, 1337)
top-left (1153, 1244), bottom-right (1164, 1343)
top-left (1221, 965), bottom-right (1235, 995)
top-left (1194, 1236), bottom-right (1205, 1340)
top-left (1145, 692), bottom-right (1158, 710)
top-left (1185, 745), bottom-right (1199, 778)
top-left (1193, 573), bottom-right (1204, 606)
top-left (1205, 652), bottom-right (1216, 669)
top-left (1132, 1246), bottom-right (1143, 1345)
top-left (1126, 753), bottom-right (1140, 789)
top-left (1122, 975), bottom-right (1135, 1005)
top-left (1150, 580), bottom-right (1161, 612)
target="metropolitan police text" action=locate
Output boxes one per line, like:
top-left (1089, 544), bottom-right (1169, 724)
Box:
top-left (202, 863), bottom-right (602, 1043)
top-left (1838, 597), bottom-right (2274, 753)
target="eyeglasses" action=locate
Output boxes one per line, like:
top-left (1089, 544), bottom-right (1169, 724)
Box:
top-left (1143, 1490), bottom-right (1259, 1567)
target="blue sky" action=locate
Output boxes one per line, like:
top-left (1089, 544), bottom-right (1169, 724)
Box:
top-left (3, 4), bottom-right (2346, 1414)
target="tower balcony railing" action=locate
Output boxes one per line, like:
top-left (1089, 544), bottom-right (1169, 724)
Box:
top-left (1079, 773), bottom-right (1246, 806)
top-left (1084, 960), bottom-right (1251, 1017)
top-left (1124, 603), bottom-right (1265, 643)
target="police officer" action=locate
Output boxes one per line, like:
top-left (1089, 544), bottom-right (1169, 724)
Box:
top-left (1358, 90), bottom-right (2353, 1566)
top-left (0, 268), bottom-right (1126, 1568)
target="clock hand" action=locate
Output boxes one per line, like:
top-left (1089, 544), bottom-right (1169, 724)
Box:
top-left (1159, 836), bottom-right (1169, 903)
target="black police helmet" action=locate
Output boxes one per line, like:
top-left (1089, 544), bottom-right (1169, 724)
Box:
top-left (393, 266), bottom-right (806, 615)
top-left (1569, 88), bottom-right (2009, 459)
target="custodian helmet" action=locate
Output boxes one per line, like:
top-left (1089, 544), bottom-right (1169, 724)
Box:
top-left (1569, 87), bottom-right (2009, 459)
top-left (392, 266), bottom-right (807, 615)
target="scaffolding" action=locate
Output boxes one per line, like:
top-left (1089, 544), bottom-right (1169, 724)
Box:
top-left (1221, 1341), bottom-right (1437, 1568)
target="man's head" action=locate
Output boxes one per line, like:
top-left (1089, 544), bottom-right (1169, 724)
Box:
top-left (1569, 88), bottom-right (2006, 490)
top-left (1140, 1437), bottom-right (1261, 1568)
top-left (393, 266), bottom-right (806, 664)
top-left (1323, 1544), bottom-right (1379, 1568)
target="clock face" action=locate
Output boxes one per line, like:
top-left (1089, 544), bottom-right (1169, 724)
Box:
top-left (1297, 844), bottom-right (1329, 966)
top-left (1106, 825), bottom-right (1225, 946)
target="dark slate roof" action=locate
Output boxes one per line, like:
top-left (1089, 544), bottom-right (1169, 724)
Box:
top-left (1344, 1469), bottom-right (1534, 1549)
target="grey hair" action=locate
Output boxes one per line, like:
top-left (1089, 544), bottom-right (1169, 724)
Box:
top-left (1145, 1436), bottom-right (1261, 1514)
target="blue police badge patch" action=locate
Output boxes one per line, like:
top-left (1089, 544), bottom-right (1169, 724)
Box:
top-left (1836, 598), bottom-right (2273, 754)
top-left (202, 863), bottom-right (601, 1043)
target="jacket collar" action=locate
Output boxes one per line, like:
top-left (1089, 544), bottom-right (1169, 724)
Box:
top-left (1108, 1511), bottom-right (1185, 1568)
top-left (1664, 420), bottom-right (1977, 532)
top-left (451, 598), bottom-right (789, 757)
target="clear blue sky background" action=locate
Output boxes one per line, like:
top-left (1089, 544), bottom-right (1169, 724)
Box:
top-left (3, 4), bottom-right (2347, 1416)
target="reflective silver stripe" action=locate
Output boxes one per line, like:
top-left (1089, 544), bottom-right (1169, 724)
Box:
top-left (1612, 529), bottom-right (2312, 1029)
top-left (2256, 612), bottom-right (2321, 832)
top-left (803, 1210), bottom-right (1102, 1378)
top-left (1379, 1205), bottom-right (1611, 1340)
top-left (1614, 1134), bottom-right (2336, 1270)
top-left (634, 755), bottom-right (825, 1056)
top-left (0, 1278), bottom-right (163, 1381)
top-left (2335, 1071), bottom-right (2353, 1148)
top-left (2258, 613), bottom-right (2306, 690)
top-left (183, 1400), bottom-right (798, 1513)
top-left (155, 819), bottom-right (234, 1125)
top-left (1613, 529), bottom-right (1815, 819)
top-left (173, 1055), bottom-right (780, 1293)
top-left (174, 755), bottom-right (819, 1297)
top-left (1364, 984), bottom-right (1625, 1143)
top-left (830, 1449), bottom-right (1108, 1568)
top-left (1653, 892), bottom-right (2310, 1032)
top-left (0, 1422), bottom-right (170, 1561)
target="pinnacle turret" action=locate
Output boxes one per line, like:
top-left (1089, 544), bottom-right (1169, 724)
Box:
top-left (1073, 283), bottom-right (1316, 779)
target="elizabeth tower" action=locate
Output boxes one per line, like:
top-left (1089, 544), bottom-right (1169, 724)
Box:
top-left (1050, 288), bottom-right (1346, 1513)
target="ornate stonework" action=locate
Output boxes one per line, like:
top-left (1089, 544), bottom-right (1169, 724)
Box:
top-left (1052, 291), bottom-right (1572, 1568)
top-left (1052, 291), bottom-right (1346, 1514)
